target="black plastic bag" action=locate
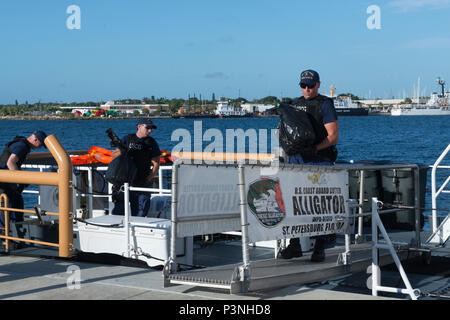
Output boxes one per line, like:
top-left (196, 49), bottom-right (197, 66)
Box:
top-left (273, 103), bottom-right (318, 156)
top-left (104, 152), bottom-right (137, 185)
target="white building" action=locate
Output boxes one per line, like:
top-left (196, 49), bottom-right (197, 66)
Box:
top-left (100, 101), bottom-right (168, 114)
top-left (240, 103), bottom-right (275, 114)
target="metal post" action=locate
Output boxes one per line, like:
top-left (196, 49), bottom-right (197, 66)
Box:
top-left (1, 194), bottom-right (9, 251)
top-left (124, 182), bottom-right (131, 258)
top-left (342, 199), bottom-right (358, 265)
top-left (45, 135), bottom-right (73, 258)
top-left (413, 166), bottom-right (421, 248)
top-left (371, 198), bottom-right (380, 297)
top-left (108, 182), bottom-right (113, 215)
top-left (72, 172), bottom-right (78, 218)
top-left (357, 170), bottom-right (365, 242)
top-left (88, 167), bottom-right (93, 218)
top-left (238, 164), bottom-right (250, 278)
top-left (158, 166), bottom-right (163, 195)
top-left (169, 162), bottom-right (179, 272)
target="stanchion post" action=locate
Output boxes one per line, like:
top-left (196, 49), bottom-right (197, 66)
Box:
top-left (238, 163), bottom-right (250, 289)
top-left (169, 161), bottom-right (179, 273)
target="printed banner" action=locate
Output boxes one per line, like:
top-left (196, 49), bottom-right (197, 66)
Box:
top-left (176, 164), bottom-right (241, 236)
top-left (245, 166), bottom-right (349, 243)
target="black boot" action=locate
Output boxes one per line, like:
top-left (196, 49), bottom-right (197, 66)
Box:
top-left (311, 238), bottom-right (325, 262)
top-left (278, 238), bottom-right (302, 259)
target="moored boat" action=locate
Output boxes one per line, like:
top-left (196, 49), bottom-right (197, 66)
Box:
top-left (391, 77), bottom-right (450, 116)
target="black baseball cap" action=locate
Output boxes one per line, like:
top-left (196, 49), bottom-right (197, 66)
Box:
top-left (33, 130), bottom-right (48, 145)
top-left (137, 118), bottom-right (157, 129)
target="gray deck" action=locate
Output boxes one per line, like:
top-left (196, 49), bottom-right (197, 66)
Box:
top-left (0, 253), bottom-right (397, 300)
top-left (1, 229), bottom-right (449, 300)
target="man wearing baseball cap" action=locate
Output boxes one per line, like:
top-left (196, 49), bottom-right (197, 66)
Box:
top-left (0, 130), bottom-right (48, 228)
top-left (110, 118), bottom-right (161, 217)
top-left (277, 69), bottom-right (339, 262)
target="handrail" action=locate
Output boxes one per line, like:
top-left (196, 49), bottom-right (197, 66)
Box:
top-left (0, 134), bottom-right (73, 258)
top-left (431, 143), bottom-right (450, 233)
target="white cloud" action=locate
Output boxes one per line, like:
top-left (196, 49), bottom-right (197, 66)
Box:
top-left (388, 0), bottom-right (450, 12)
top-left (204, 72), bottom-right (229, 80)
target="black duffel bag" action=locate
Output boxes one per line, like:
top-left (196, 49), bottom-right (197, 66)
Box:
top-left (104, 152), bottom-right (137, 185)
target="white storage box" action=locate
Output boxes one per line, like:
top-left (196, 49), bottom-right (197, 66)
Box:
top-left (77, 215), bottom-right (192, 267)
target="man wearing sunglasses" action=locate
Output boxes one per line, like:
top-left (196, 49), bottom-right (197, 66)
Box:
top-left (278, 69), bottom-right (338, 262)
top-left (111, 118), bottom-right (161, 217)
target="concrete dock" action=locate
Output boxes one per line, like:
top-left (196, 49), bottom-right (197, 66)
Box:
top-left (0, 254), bottom-right (395, 300)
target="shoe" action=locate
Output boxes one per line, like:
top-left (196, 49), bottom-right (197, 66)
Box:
top-left (278, 243), bottom-right (302, 259)
top-left (310, 248), bottom-right (325, 262)
top-left (310, 239), bottom-right (325, 262)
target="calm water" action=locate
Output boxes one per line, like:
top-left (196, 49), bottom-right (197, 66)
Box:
top-left (1, 116), bottom-right (449, 230)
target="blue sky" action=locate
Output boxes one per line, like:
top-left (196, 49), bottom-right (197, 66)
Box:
top-left (1, 0), bottom-right (450, 104)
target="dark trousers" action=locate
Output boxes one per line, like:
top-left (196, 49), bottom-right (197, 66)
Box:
top-left (0, 184), bottom-right (24, 228)
top-left (111, 184), bottom-right (151, 217)
top-left (289, 155), bottom-right (335, 246)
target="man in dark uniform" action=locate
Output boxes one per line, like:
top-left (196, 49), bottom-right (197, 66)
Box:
top-left (0, 130), bottom-right (48, 227)
top-left (278, 69), bottom-right (339, 262)
top-left (111, 118), bottom-right (161, 217)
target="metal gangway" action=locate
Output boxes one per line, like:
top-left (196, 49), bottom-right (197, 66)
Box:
top-left (163, 160), bottom-right (427, 298)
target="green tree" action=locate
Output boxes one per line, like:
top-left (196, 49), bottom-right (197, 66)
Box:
top-left (169, 99), bottom-right (184, 113)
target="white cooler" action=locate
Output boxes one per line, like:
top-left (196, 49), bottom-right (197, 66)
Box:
top-left (77, 215), bottom-right (193, 267)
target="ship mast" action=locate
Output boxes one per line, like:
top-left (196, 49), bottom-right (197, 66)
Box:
top-left (437, 77), bottom-right (446, 97)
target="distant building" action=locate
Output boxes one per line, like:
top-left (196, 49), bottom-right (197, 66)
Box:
top-left (100, 101), bottom-right (168, 114)
top-left (240, 103), bottom-right (275, 114)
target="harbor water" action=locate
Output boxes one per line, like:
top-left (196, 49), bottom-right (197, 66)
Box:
top-left (1, 115), bottom-right (449, 230)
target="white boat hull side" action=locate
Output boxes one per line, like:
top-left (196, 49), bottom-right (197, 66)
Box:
top-left (391, 107), bottom-right (450, 116)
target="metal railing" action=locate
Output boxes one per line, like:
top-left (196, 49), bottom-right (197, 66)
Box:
top-left (370, 198), bottom-right (420, 300)
top-left (431, 143), bottom-right (450, 233)
top-left (0, 135), bottom-right (73, 258)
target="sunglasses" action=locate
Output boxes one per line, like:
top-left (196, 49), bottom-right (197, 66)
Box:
top-left (300, 83), bottom-right (316, 89)
top-left (145, 125), bottom-right (154, 130)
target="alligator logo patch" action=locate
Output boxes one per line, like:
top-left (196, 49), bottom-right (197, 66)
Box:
top-left (247, 178), bottom-right (286, 227)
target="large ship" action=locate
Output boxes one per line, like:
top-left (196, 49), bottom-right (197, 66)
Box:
top-left (391, 77), bottom-right (450, 116)
top-left (214, 100), bottom-right (249, 117)
top-left (329, 86), bottom-right (369, 116)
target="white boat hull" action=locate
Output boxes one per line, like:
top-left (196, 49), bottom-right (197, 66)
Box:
top-left (391, 106), bottom-right (450, 116)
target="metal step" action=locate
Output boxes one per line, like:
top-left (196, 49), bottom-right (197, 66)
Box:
top-left (165, 243), bottom-right (409, 293)
top-left (426, 215), bottom-right (450, 245)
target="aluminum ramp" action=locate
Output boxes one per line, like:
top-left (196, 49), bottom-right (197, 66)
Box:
top-left (164, 242), bottom-right (410, 294)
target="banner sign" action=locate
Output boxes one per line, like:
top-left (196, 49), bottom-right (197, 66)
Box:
top-left (245, 166), bottom-right (349, 243)
top-left (176, 164), bottom-right (241, 236)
